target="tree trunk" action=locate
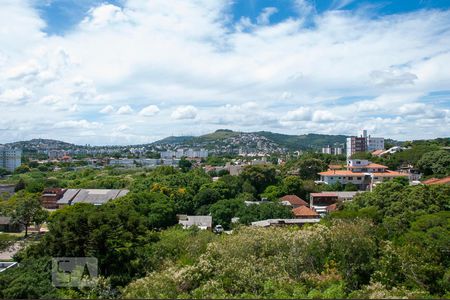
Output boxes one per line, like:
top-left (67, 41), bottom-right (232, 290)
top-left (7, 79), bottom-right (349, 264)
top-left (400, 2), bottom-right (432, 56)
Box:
top-left (24, 223), bottom-right (28, 237)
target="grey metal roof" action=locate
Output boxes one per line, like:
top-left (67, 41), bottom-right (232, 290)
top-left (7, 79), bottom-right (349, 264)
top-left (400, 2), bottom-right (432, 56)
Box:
top-left (334, 191), bottom-right (362, 198)
top-left (57, 189), bottom-right (79, 205)
top-left (56, 189), bottom-right (129, 205)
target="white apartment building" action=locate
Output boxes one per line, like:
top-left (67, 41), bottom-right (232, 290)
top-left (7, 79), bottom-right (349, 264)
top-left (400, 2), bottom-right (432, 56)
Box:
top-left (0, 146), bottom-right (22, 172)
top-left (367, 137), bottom-right (385, 152)
top-left (160, 149), bottom-right (208, 159)
top-left (322, 145), bottom-right (344, 155)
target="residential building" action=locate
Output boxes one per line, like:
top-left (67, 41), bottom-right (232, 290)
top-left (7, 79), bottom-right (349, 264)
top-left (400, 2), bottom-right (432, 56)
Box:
top-left (346, 130), bottom-right (384, 158)
top-left (161, 149), bottom-right (208, 159)
top-left (0, 216), bottom-right (22, 233)
top-left (0, 146), bottom-right (22, 172)
top-left (279, 195), bottom-right (308, 208)
top-left (322, 145), bottom-right (344, 155)
top-left (47, 150), bottom-right (67, 160)
top-left (0, 184), bottom-right (15, 200)
top-left (251, 218), bottom-right (320, 227)
top-left (367, 136), bottom-right (384, 152)
top-left (40, 188), bottom-right (66, 209)
top-left (346, 136), bottom-right (367, 158)
top-left (178, 215), bottom-right (212, 230)
top-left (292, 206), bottom-right (320, 219)
top-left (318, 159), bottom-right (407, 190)
top-left (322, 146), bottom-right (332, 155)
top-left (398, 164), bottom-right (422, 181)
top-left (56, 189), bottom-right (129, 207)
top-left (309, 191), bottom-right (362, 215)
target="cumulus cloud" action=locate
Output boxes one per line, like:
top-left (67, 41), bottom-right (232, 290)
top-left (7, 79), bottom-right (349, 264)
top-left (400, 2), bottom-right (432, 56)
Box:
top-left (398, 103), bottom-right (427, 115)
top-left (282, 107), bottom-right (312, 121)
top-left (0, 87), bottom-right (32, 104)
top-left (257, 7), bottom-right (278, 25)
top-left (139, 105), bottom-right (160, 116)
top-left (100, 105), bottom-right (115, 114)
top-left (312, 110), bottom-right (339, 122)
top-left (81, 4), bottom-right (128, 29)
top-left (53, 120), bottom-right (103, 129)
top-left (117, 105), bottom-right (134, 115)
top-left (171, 105), bottom-right (198, 120)
top-left (370, 69), bottom-right (418, 87)
top-left (0, 0), bottom-right (449, 144)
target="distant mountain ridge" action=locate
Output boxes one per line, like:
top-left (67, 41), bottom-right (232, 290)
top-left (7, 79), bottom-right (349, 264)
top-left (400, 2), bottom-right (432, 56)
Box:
top-left (5, 138), bottom-right (77, 150)
top-left (152, 129), bottom-right (349, 151)
top-left (4, 130), bottom-right (420, 152)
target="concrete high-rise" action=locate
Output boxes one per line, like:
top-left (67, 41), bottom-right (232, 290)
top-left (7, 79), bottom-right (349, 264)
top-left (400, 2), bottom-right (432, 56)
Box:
top-left (0, 146), bottom-right (22, 172)
top-left (346, 130), bottom-right (384, 158)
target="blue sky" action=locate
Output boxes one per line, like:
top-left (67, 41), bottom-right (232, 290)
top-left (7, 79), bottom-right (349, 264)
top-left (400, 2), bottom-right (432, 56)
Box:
top-left (0, 0), bottom-right (449, 145)
top-left (36, 0), bottom-right (450, 35)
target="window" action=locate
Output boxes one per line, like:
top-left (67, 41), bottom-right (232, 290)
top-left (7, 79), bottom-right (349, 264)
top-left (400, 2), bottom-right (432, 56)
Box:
top-left (357, 177), bottom-right (362, 180)
top-left (348, 177), bottom-right (353, 180)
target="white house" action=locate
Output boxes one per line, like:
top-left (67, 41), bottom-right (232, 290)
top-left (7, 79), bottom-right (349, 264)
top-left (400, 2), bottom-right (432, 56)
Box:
top-left (318, 159), bottom-right (407, 190)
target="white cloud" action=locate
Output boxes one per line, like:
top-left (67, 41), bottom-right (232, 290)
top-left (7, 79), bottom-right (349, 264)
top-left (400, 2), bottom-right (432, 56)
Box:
top-left (171, 105), bottom-right (198, 120)
top-left (0, 87), bottom-right (32, 104)
top-left (117, 105), bottom-right (134, 115)
top-left (53, 120), bottom-right (103, 129)
top-left (0, 1), bottom-right (449, 144)
top-left (100, 105), bottom-right (115, 114)
top-left (312, 110), bottom-right (339, 122)
top-left (117, 124), bottom-right (130, 131)
top-left (81, 4), bottom-right (128, 29)
top-left (138, 105), bottom-right (160, 116)
top-left (398, 103), bottom-right (427, 115)
top-left (257, 7), bottom-right (278, 25)
top-left (40, 95), bottom-right (60, 105)
top-left (282, 107), bottom-right (312, 121)
top-left (370, 69), bottom-right (418, 87)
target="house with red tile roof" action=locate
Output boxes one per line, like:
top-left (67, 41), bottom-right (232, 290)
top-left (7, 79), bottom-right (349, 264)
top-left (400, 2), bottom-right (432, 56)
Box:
top-left (279, 195), bottom-right (308, 208)
top-left (292, 206), bottom-right (319, 219)
top-left (318, 159), bottom-right (408, 190)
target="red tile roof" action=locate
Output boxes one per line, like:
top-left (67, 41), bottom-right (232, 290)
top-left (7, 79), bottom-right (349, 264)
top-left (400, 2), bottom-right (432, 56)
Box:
top-left (371, 150), bottom-right (385, 156)
top-left (318, 170), bottom-right (407, 177)
top-left (372, 170), bottom-right (407, 177)
top-left (292, 206), bottom-right (319, 217)
top-left (327, 203), bottom-right (338, 212)
top-left (319, 170), bottom-right (359, 176)
top-left (422, 176), bottom-right (450, 185)
top-left (280, 195), bottom-right (308, 206)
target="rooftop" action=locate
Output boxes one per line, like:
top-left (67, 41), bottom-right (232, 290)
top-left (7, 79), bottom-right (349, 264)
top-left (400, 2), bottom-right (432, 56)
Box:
top-left (422, 176), bottom-right (450, 185)
top-left (251, 218), bottom-right (320, 227)
top-left (279, 195), bottom-right (308, 206)
top-left (292, 206), bottom-right (319, 217)
top-left (57, 189), bottom-right (129, 206)
top-left (347, 163), bottom-right (388, 169)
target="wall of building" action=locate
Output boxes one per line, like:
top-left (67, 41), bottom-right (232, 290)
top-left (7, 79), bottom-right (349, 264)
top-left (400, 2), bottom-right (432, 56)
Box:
top-left (0, 146), bottom-right (22, 172)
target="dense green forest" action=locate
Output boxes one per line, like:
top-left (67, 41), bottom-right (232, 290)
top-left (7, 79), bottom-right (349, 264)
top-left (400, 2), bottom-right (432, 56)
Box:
top-left (0, 142), bottom-right (449, 299)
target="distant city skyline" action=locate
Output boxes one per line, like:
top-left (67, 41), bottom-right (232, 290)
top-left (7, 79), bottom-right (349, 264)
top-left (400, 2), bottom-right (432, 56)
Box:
top-left (1, 0), bottom-right (450, 145)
